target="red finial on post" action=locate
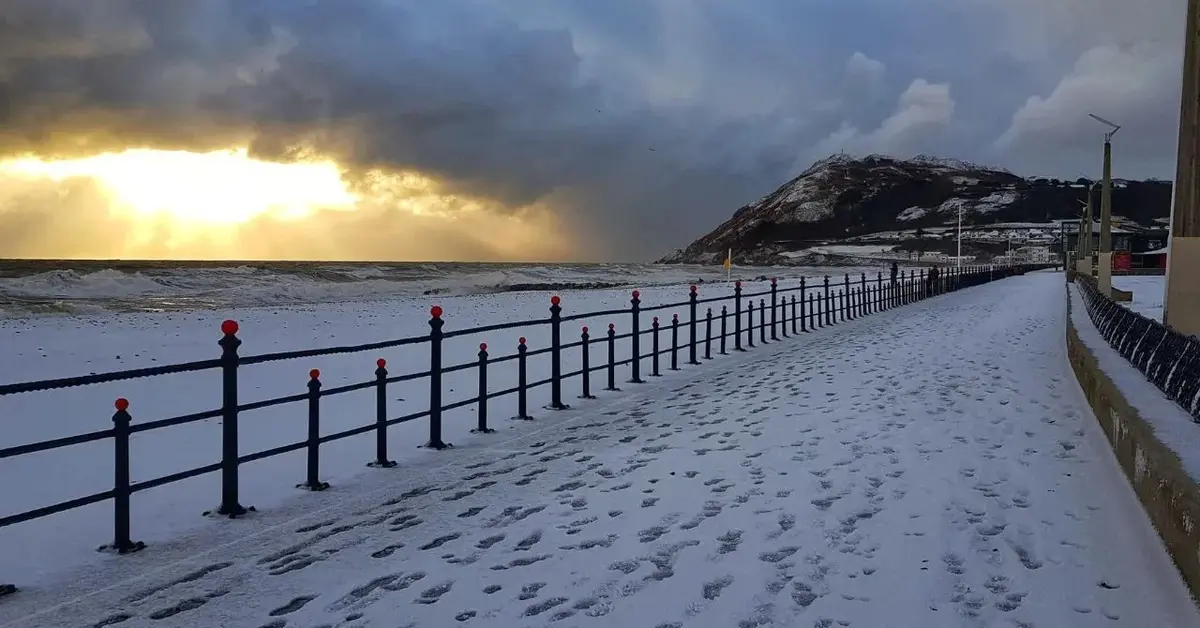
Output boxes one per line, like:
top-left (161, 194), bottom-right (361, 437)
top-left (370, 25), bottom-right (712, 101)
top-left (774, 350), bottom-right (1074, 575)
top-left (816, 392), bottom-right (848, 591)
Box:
top-left (430, 305), bottom-right (443, 319)
top-left (690, 284), bottom-right (697, 293)
top-left (673, 313), bottom-right (678, 321)
top-left (480, 342), bottom-right (488, 351)
top-left (551, 295), bottom-right (561, 306)
top-left (309, 368), bottom-right (320, 380)
top-left (519, 337), bottom-right (526, 345)
top-left (221, 319), bottom-right (238, 335)
top-left (771, 277), bottom-right (777, 285)
top-left (608, 323), bottom-right (615, 331)
top-left (735, 281), bottom-right (741, 288)
top-left (653, 316), bottom-right (659, 323)
top-left (582, 326), bottom-right (589, 333)
top-left (632, 290), bottom-right (640, 299)
top-left (114, 398), bottom-right (129, 411)
top-left (376, 358), bottom-right (386, 369)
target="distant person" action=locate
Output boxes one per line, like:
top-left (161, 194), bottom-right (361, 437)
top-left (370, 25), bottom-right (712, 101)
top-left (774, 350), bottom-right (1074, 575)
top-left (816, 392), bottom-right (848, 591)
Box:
top-left (929, 266), bottom-right (940, 294)
top-left (890, 262), bottom-right (898, 286)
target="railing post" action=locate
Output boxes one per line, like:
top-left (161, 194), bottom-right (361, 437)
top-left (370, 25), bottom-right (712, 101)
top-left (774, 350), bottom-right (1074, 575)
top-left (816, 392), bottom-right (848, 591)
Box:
top-left (791, 295), bottom-right (798, 334)
top-left (842, 274), bottom-right (850, 321)
top-left (809, 293), bottom-right (817, 329)
top-left (823, 276), bottom-right (832, 326)
top-left (299, 369), bottom-right (329, 491)
top-left (368, 358), bottom-right (397, 467)
top-left (425, 306), bottom-right (450, 448)
top-left (605, 325), bottom-right (620, 391)
top-left (720, 306), bottom-right (728, 355)
top-left (734, 282), bottom-right (744, 351)
top-left (920, 269), bottom-right (927, 300)
top-left (799, 278), bottom-right (808, 332)
top-left (217, 319), bottom-right (247, 518)
top-left (759, 299), bottom-right (767, 344)
top-left (515, 337), bottom-right (533, 419)
top-left (704, 307), bottom-right (713, 359)
top-left (548, 295), bottom-right (568, 410)
top-left (688, 285), bottom-right (700, 365)
top-left (629, 291), bottom-right (645, 383)
top-left (770, 278), bottom-right (779, 340)
top-left (781, 292), bottom-right (789, 338)
top-left (473, 344), bottom-right (494, 433)
top-left (108, 398), bottom-right (144, 554)
top-left (580, 327), bottom-right (596, 399)
top-left (670, 314), bottom-right (680, 371)
top-left (747, 301), bottom-right (755, 348)
top-left (651, 318), bottom-right (662, 376)
top-left (876, 272), bottom-right (883, 313)
top-left (860, 273), bottom-right (867, 317)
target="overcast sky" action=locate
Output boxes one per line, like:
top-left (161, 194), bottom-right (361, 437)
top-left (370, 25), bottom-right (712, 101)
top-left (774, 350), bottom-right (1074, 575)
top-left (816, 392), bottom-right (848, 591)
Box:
top-left (0, 0), bottom-right (1187, 260)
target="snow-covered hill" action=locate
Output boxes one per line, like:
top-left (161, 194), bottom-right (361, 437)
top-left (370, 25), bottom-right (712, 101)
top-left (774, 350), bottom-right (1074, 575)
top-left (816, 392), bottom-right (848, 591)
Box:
top-left (659, 154), bottom-right (1171, 265)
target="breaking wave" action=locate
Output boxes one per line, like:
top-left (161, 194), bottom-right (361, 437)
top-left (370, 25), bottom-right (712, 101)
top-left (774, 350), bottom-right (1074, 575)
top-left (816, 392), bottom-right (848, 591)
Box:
top-left (0, 261), bottom-right (759, 317)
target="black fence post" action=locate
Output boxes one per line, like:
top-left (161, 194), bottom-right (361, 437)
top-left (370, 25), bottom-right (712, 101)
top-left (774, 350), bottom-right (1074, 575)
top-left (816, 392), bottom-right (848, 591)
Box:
top-left (515, 337), bottom-right (533, 419)
top-left (580, 327), bottom-right (596, 399)
top-left (770, 278), bottom-right (779, 340)
top-left (688, 285), bottom-right (700, 365)
top-left (704, 307), bottom-right (713, 359)
top-left (799, 278), bottom-right (808, 332)
top-left (108, 398), bottom-right (144, 554)
top-left (823, 276), bottom-right (832, 326)
top-left (860, 273), bottom-right (867, 317)
top-left (670, 314), bottom-right (680, 371)
top-left (759, 299), bottom-right (767, 344)
top-left (809, 293), bottom-right (817, 329)
top-left (368, 358), bottom-right (397, 467)
top-left (876, 272), bottom-right (883, 313)
top-left (299, 369), bottom-right (329, 491)
top-left (217, 319), bottom-right (247, 518)
top-left (777, 295), bottom-right (787, 338)
top-left (473, 344), bottom-right (494, 433)
top-left (720, 306), bottom-right (728, 355)
top-left (426, 306), bottom-right (450, 448)
top-left (605, 325), bottom-right (620, 391)
top-left (791, 295), bottom-right (798, 334)
top-left (919, 269), bottom-right (927, 300)
top-left (842, 275), bottom-right (851, 321)
top-left (548, 296), bottom-right (567, 410)
top-left (651, 318), bottom-right (662, 376)
top-left (747, 301), bottom-right (755, 348)
top-left (734, 282), bottom-right (744, 351)
top-left (630, 291), bottom-right (645, 383)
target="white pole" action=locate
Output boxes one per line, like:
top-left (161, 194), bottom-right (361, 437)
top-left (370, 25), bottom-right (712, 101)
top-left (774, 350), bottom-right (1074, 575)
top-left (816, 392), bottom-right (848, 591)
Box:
top-left (727, 248), bottom-right (732, 283)
top-left (957, 205), bottom-right (963, 267)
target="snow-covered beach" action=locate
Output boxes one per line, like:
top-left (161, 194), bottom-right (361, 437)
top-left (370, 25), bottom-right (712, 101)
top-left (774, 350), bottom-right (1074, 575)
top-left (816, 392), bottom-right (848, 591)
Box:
top-left (1, 263), bottom-right (886, 591)
top-left (1, 270), bottom-right (1196, 627)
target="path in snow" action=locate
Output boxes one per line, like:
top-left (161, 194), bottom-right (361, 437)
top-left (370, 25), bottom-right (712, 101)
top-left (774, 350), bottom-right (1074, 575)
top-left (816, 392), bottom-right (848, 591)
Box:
top-left (4, 272), bottom-right (1197, 628)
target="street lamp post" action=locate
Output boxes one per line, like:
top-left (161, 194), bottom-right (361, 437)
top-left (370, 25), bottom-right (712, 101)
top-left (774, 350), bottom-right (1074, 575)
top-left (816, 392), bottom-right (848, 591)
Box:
top-left (1164, 0), bottom-right (1199, 335)
top-left (957, 204), bottom-right (963, 268)
top-left (1089, 113), bottom-right (1121, 295)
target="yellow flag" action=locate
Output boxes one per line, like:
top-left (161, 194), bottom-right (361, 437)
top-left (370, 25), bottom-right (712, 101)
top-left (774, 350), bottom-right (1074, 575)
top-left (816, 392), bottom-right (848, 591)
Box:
top-left (722, 256), bottom-right (731, 271)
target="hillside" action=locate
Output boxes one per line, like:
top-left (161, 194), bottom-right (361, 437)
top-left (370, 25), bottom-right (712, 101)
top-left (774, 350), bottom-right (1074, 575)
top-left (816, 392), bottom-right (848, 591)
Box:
top-left (658, 154), bottom-right (1172, 265)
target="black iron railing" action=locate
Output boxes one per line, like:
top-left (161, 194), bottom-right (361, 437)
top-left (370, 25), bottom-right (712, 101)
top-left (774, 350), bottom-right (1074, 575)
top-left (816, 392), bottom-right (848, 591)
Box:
top-left (1074, 277), bottom-right (1200, 421)
top-left (0, 263), bottom-right (1046, 597)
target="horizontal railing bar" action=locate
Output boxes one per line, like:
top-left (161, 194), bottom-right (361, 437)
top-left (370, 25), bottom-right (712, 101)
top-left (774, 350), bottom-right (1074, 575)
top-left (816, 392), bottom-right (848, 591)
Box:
top-left (0, 359), bottom-right (222, 397)
top-left (0, 427), bottom-right (115, 459)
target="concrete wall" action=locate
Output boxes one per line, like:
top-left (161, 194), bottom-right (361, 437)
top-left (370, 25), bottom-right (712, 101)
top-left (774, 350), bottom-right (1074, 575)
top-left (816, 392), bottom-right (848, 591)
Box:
top-left (1066, 295), bottom-right (1200, 600)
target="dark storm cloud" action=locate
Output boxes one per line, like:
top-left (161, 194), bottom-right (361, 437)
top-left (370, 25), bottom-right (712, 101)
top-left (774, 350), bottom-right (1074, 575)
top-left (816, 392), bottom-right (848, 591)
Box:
top-left (0, 0), bottom-right (1188, 260)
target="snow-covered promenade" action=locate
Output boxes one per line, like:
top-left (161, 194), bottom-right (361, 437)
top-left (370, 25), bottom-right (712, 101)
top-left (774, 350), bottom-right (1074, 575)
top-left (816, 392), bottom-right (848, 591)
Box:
top-left (2, 272), bottom-right (1196, 628)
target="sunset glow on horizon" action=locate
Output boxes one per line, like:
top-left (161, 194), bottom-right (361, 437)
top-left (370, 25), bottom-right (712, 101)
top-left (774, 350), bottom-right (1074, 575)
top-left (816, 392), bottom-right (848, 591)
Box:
top-left (0, 147), bottom-right (575, 261)
top-left (0, 148), bottom-right (359, 224)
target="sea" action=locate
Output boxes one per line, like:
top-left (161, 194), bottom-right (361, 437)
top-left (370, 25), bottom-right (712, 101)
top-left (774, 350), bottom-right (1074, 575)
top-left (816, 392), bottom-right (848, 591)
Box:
top-left (0, 259), bottom-right (792, 317)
